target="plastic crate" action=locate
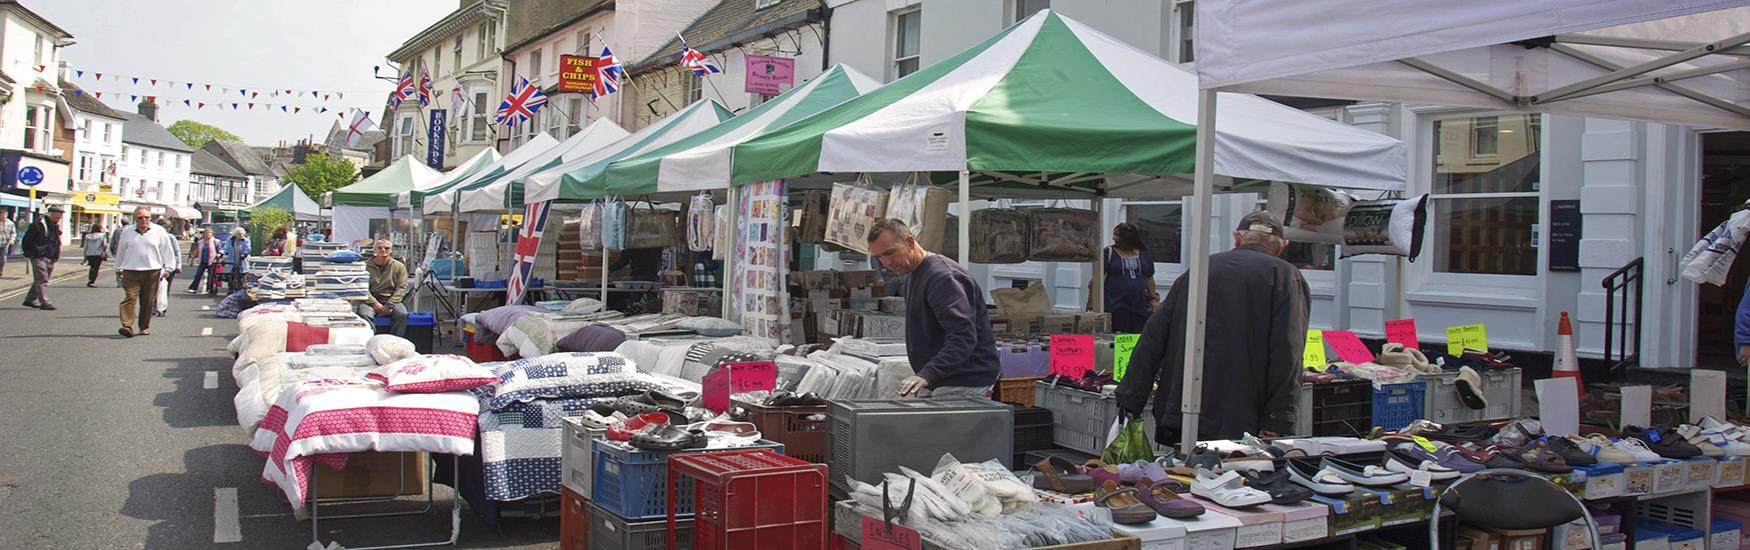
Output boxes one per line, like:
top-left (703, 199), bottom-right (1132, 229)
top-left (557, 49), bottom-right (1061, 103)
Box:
top-left (1294, 380), bottom-right (1374, 437)
top-left (668, 449), bottom-right (828, 550)
top-left (562, 417), bottom-right (606, 497)
top-left (997, 376), bottom-right (1044, 406)
top-left (1422, 368), bottom-right (1523, 424)
top-left (1032, 381), bottom-right (1154, 455)
top-left (1371, 381), bottom-right (1427, 431)
top-left (587, 500), bottom-right (693, 550)
top-left (1011, 404), bottom-right (1055, 457)
top-left (591, 438), bottom-right (785, 520)
top-left (738, 401), bottom-right (828, 463)
top-left (561, 486), bottom-right (589, 550)
top-left (465, 338), bottom-right (511, 363)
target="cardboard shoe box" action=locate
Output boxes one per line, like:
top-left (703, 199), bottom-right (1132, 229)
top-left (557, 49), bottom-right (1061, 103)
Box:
top-left (1683, 457), bottom-right (1717, 489)
top-left (1651, 459), bottom-right (1688, 494)
top-left (1185, 496), bottom-right (1284, 548)
top-left (1311, 492), bottom-right (1381, 537)
top-left (1262, 501), bottom-right (1329, 544)
top-left (309, 451), bottom-right (427, 498)
top-left (1622, 462), bottom-right (1656, 496)
top-left (1576, 463), bottom-right (1625, 500)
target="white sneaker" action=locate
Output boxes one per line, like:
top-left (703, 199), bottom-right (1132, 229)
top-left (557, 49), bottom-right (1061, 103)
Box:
top-left (1572, 435), bottom-right (1636, 465)
top-left (1191, 468), bottom-right (1272, 508)
top-left (1612, 438), bottom-right (1664, 463)
top-left (1321, 457), bottom-right (1409, 487)
top-left (1287, 459), bottom-right (1354, 495)
top-left (1719, 439), bottom-right (1750, 457)
top-left (1701, 417), bottom-right (1748, 441)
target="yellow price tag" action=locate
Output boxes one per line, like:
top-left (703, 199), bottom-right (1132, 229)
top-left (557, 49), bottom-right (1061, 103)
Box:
top-left (1304, 330), bottom-right (1326, 371)
top-left (1112, 334), bottom-right (1140, 381)
top-left (1413, 436), bottom-right (1438, 453)
top-left (1446, 324), bottom-right (1488, 356)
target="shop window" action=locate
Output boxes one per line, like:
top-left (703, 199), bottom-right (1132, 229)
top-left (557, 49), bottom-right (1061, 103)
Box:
top-left (893, 9), bottom-right (921, 78)
top-left (398, 115), bottom-right (416, 156)
top-left (1124, 202), bottom-right (1183, 264)
top-left (686, 74), bottom-right (704, 104)
top-left (1176, 1), bottom-right (1195, 64)
top-left (1431, 113), bottom-right (1542, 276)
top-left (530, 49), bottom-right (544, 83)
top-left (453, 36), bottom-right (463, 71)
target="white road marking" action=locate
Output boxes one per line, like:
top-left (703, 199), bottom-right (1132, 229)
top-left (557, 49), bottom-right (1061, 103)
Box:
top-left (201, 327), bottom-right (214, 336)
top-left (203, 371), bottom-right (219, 390)
top-left (213, 488), bottom-right (241, 543)
top-left (202, 305), bottom-right (211, 311)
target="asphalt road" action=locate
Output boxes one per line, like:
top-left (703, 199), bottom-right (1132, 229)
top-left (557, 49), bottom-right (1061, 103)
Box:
top-left (0, 266), bottom-right (565, 549)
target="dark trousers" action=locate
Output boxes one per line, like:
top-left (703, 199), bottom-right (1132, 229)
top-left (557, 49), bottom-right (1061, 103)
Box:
top-left (25, 257), bottom-right (53, 305)
top-left (86, 255), bottom-right (103, 285)
top-left (187, 262), bottom-right (211, 292)
top-left (1111, 309), bottom-right (1150, 333)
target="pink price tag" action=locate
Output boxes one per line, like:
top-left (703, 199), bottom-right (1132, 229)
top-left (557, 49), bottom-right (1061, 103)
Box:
top-left (1049, 334), bottom-right (1096, 378)
top-left (1385, 319), bottom-right (1419, 350)
top-left (862, 516), bottom-right (922, 550)
top-left (701, 368), bottom-right (731, 413)
top-left (1322, 330), bottom-right (1375, 364)
top-left (722, 361), bottom-right (778, 393)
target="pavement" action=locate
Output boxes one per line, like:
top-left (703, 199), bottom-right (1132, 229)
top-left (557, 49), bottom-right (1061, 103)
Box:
top-left (0, 263), bottom-right (564, 549)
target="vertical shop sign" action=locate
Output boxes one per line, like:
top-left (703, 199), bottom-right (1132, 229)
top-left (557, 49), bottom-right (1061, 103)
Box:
top-left (426, 109), bottom-right (446, 169)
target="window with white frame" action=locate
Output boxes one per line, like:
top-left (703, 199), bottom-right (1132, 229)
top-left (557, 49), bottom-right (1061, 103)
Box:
top-left (100, 155), bottom-right (113, 183)
top-left (23, 105), bottom-right (46, 152)
top-left (471, 91), bottom-right (490, 142)
top-left (103, 122), bottom-right (113, 144)
top-left (174, 154), bottom-right (182, 170)
top-left (157, 151), bottom-right (164, 168)
top-left (1013, 0), bottom-right (1049, 23)
top-left (893, 9), bottom-right (921, 79)
top-left (32, 34), bottom-right (42, 68)
top-left (576, 30), bottom-right (591, 54)
top-left (1175, 1), bottom-right (1195, 64)
top-left (565, 96), bottom-right (584, 135)
top-left (1430, 113), bottom-right (1542, 276)
top-left (530, 49), bottom-right (544, 83)
top-left (453, 36), bottom-right (463, 71)
top-left (433, 47), bottom-right (442, 77)
top-left (122, 145), bottom-right (130, 164)
top-left (77, 153), bottom-right (92, 182)
top-left (399, 114), bottom-right (416, 156)
top-left (477, 23), bottom-right (490, 59)
top-left (80, 119), bottom-right (90, 143)
top-left (686, 73), bottom-right (704, 104)
top-left (1123, 201), bottom-right (1184, 264)
top-left (138, 148), bottom-right (147, 165)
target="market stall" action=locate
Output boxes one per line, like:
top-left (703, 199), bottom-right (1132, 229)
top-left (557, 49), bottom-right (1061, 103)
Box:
top-left (327, 155), bottom-right (443, 245)
top-left (248, 182), bottom-right (325, 222)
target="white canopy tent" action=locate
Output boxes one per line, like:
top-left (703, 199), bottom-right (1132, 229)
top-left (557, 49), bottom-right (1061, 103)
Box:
top-left (422, 134), bottom-right (561, 215)
top-left (1176, 1), bottom-right (1750, 452)
top-left (454, 120), bottom-right (629, 213)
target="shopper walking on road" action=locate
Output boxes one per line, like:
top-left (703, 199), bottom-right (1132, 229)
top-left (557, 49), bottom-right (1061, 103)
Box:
top-left (1117, 211), bottom-right (1310, 443)
top-left (20, 205), bottom-right (64, 310)
top-left (356, 239), bottom-right (410, 337)
top-left (1089, 222), bottom-right (1158, 333)
top-left (225, 227), bottom-right (250, 294)
top-left (0, 210), bottom-right (15, 278)
top-left (82, 224), bottom-right (108, 287)
top-left (187, 229), bottom-right (218, 294)
top-left (112, 206), bottom-right (177, 337)
top-left (866, 218), bottom-right (1001, 399)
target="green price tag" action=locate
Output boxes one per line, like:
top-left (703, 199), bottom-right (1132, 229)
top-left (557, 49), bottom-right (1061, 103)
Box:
top-left (1304, 330), bottom-right (1326, 371)
top-left (1112, 334), bottom-right (1140, 381)
top-left (1446, 324), bottom-right (1488, 356)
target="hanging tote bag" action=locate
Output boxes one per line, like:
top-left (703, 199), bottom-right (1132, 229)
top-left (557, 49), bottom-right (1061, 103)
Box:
top-left (1027, 206), bottom-right (1099, 262)
top-left (600, 199), bottom-right (628, 252)
top-left (824, 179), bottom-right (889, 255)
top-left (577, 201), bottom-right (602, 252)
top-left (624, 201), bottom-right (680, 250)
top-left (687, 193), bottom-right (716, 253)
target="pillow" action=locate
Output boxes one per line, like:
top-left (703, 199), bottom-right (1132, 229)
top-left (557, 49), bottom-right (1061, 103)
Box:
top-left (562, 298), bottom-right (604, 315)
top-left (486, 352), bottom-right (652, 410)
top-left (367, 354), bottom-right (497, 393)
top-left (1341, 194), bottom-right (1428, 261)
top-left (284, 322), bottom-right (329, 353)
top-left (366, 334), bottom-right (418, 365)
top-left (478, 305), bottom-right (546, 335)
top-left (556, 325), bottom-right (627, 352)
top-left (1265, 182), bottom-right (1353, 245)
top-left (326, 250), bottom-right (362, 263)
top-left (679, 317), bottom-right (742, 337)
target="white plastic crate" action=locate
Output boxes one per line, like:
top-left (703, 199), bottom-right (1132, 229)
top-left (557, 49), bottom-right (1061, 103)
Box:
top-left (1032, 381), bottom-right (1155, 455)
top-left (560, 417), bottom-right (604, 497)
top-left (1422, 368), bottom-right (1522, 424)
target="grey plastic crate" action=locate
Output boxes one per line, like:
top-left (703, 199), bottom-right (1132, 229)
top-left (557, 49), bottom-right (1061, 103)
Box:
top-left (586, 500), bottom-right (692, 550)
top-left (561, 417), bottom-right (605, 497)
top-left (1422, 368), bottom-right (1523, 424)
top-left (1293, 380), bottom-right (1374, 437)
top-left (827, 398), bottom-right (1012, 487)
top-left (1032, 381), bottom-right (1155, 455)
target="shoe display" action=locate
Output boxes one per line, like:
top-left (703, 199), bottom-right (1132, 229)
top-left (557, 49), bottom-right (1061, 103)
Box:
top-left (1237, 470), bottom-right (1316, 505)
top-left (1611, 437), bottom-right (1666, 463)
top-left (1191, 468), bottom-right (1272, 508)
top-left (1320, 457), bottom-right (1409, 487)
top-left (1094, 480), bottom-right (1159, 524)
top-left (1624, 425), bottom-right (1702, 459)
top-left (1182, 445), bottom-right (1224, 472)
top-left (1493, 441), bottom-right (1572, 474)
top-left (1285, 458), bottom-right (1354, 495)
top-left (1546, 436), bottom-right (1598, 466)
top-left (1382, 448), bottom-right (1460, 481)
top-left (1135, 478), bottom-right (1206, 518)
top-left (1032, 457), bottom-right (1096, 494)
top-left (1701, 417), bottom-right (1748, 441)
top-left (629, 425), bottom-right (707, 451)
top-left (1572, 434), bottom-right (1638, 464)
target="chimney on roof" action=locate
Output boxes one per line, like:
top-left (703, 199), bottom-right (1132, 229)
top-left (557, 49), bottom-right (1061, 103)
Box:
top-left (137, 98), bottom-right (158, 122)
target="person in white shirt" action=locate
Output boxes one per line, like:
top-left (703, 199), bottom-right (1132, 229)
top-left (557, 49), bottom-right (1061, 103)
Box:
top-left (112, 206), bottom-right (178, 337)
top-left (0, 210), bottom-right (15, 278)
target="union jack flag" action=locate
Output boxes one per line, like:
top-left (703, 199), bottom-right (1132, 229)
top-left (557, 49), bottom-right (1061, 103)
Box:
top-left (506, 200), bottom-right (552, 305)
top-left (495, 77), bottom-right (547, 126)
top-left (417, 71), bottom-right (433, 107)
top-left (679, 37), bottom-right (721, 76)
top-left (592, 46), bottom-right (624, 101)
top-left (394, 71), bottom-right (416, 107)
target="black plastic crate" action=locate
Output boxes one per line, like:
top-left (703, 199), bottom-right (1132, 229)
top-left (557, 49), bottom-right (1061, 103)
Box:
top-left (1009, 404), bottom-right (1053, 427)
top-left (1313, 380), bottom-right (1373, 406)
top-left (1014, 423), bottom-right (1054, 454)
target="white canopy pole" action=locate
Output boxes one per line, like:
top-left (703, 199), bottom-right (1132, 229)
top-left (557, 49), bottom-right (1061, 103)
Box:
top-left (957, 171), bottom-right (971, 267)
top-left (721, 187), bottom-right (739, 319)
top-left (1179, 89), bottom-right (1217, 452)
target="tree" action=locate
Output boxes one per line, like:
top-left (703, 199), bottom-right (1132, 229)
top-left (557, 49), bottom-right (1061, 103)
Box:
top-left (166, 120), bottom-right (241, 148)
top-left (286, 153), bottom-right (359, 198)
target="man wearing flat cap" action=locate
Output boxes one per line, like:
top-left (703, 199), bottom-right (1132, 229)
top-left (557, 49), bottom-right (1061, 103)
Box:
top-left (20, 205), bottom-right (65, 310)
top-left (1116, 211), bottom-right (1310, 442)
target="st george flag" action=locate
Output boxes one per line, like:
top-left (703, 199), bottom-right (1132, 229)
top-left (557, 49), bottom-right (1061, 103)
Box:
top-left (495, 77), bottom-right (547, 126)
top-left (345, 109), bottom-right (377, 148)
top-left (417, 71), bottom-right (433, 107)
top-left (591, 45), bottom-right (624, 101)
top-left (506, 200), bottom-right (553, 306)
top-left (679, 36), bottom-right (722, 76)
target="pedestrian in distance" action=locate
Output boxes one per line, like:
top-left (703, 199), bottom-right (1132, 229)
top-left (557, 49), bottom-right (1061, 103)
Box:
top-left (1088, 222), bottom-right (1158, 333)
top-left (265, 226), bottom-right (289, 256)
top-left (20, 205), bottom-right (64, 310)
top-left (865, 218), bottom-right (1002, 399)
top-left (156, 230), bottom-right (181, 317)
top-left (0, 210), bottom-right (15, 278)
top-left (82, 224), bottom-right (108, 287)
top-left (1116, 211), bottom-right (1310, 443)
top-left (187, 228), bottom-right (219, 294)
top-left (225, 227), bottom-right (250, 294)
top-left (112, 206), bottom-right (177, 337)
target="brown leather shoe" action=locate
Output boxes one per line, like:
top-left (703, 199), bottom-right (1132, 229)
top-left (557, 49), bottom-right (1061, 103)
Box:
top-left (139, 328), bottom-right (151, 336)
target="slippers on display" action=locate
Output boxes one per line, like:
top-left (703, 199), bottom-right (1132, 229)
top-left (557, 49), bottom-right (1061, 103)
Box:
top-left (1095, 480), bottom-right (1160, 524)
top-left (1190, 468), bottom-right (1272, 508)
top-left (1135, 477), bottom-right (1205, 518)
top-left (606, 412), bottom-right (673, 441)
top-left (631, 425), bottom-right (708, 451)
top-left (1032, 456), bottom-right (1097, 494)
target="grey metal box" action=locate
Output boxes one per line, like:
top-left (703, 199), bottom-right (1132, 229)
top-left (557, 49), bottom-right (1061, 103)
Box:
top-left (827, 398), bottom-right (1012, 487)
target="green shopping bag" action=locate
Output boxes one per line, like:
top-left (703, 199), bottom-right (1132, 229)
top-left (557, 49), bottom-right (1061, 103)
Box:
top-left (1102, 416), bottom-right (1154, 465)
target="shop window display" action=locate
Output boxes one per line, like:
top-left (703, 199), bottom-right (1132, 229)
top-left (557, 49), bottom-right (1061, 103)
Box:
top-left (1432, 114), bottom-right (1542, 276)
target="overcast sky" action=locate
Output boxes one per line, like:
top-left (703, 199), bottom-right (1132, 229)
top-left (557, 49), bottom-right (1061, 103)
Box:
top-left (30, 0), bottom-right (454, 145)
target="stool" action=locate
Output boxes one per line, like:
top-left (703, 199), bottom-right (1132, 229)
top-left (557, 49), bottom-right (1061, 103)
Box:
top-left (376, 311), bottom-right (435, 354)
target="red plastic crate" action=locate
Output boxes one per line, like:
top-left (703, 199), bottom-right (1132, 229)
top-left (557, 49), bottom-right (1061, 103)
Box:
top-left (738, 401), bottom-right (828, 463)
top-left (465, 338), bottom-right (512, 363)
top-left (667, 449), bottom-right (828, 550)
top-left (560, 486), bottom-right (588, 550)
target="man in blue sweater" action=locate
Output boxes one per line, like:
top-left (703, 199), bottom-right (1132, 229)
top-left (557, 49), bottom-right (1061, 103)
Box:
top-left (867, 218), bottom-right (1001, 398)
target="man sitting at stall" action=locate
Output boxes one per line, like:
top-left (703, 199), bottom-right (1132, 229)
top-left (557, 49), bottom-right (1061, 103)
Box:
top-left (866, 218), bottom-right (1001, 399)
top-left (357, 239), bottom-right (410, 336)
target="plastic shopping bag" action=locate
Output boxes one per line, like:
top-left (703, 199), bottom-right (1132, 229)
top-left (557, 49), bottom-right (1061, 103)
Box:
top-left (1101, 416), bottom-right (1153, 465)
top-left (155, 277), bottom-right (170, 315)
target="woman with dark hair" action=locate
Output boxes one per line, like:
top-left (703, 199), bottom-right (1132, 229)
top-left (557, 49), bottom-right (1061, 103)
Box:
top-left (1090, 222), bottom-right (1158, 332)
top-left (265, 227), bottom-right (289, 256)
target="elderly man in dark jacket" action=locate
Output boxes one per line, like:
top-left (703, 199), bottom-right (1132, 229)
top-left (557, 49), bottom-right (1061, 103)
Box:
top-left (1117, 211), bottom-right (1309, 444)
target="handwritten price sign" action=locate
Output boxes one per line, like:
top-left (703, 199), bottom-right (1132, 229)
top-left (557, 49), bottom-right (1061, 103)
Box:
top-left (701, 362), bottom-right (778, 413)
top-left (1322, 330), bottom-right (1375, 364)
top-left (1304, 330), bottom-right (1327, 370)
top-left (1049, 334), bottom-right (1095, 378)
top-left (1446, 324), bottom-right (1488, 356)
top-left (1112, 334), bottom-right (1140, 381)
top-left (1385, 319), bottom-right (1419, 350)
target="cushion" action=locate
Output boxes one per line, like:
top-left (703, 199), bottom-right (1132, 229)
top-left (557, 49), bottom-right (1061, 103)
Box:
top-left (556, 325), bottom-right (627, 353)
top-left (367, 354), bottom-right (498, 393)
top-left (1341, 194), bottom-right (1429, 261)
top-left (679, 317), bottom-right (742, 337)
top-left (486, 352), bottom-right (652, 410)
top-left (326, 250), bottom-right (362, 263)
top-left (284, 322), bottom-right (330, 353)
top-left (477, 305), bottom-right (545, 335)
top-left (366, 334), bottom-right (418, 365)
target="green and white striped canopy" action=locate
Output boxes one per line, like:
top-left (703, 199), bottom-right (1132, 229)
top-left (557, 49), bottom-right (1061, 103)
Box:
top-left (421, 133), bottom-right (559, 215)
top-left (397, 147), bottom-right (499, 209)
top-left (595, 65), bottom-right (880, 196)
top-left (454, 120), bottom-right (630, 212)
top-left (729, 10), bottom-right (1405, 191)
top-left (523, 99), bottom-right (735, 204)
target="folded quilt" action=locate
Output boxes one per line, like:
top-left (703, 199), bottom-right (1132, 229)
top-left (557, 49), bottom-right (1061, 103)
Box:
top-left (483, 352), bottom-right (660, 410)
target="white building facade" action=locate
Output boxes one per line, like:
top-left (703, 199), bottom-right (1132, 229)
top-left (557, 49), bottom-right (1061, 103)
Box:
top-left (0, 1), bottom-right (74, 225)
top-left (385, 0), bottom-right (508, 169)
top-left (117, 105), bottom-right (195, 221)
top-left (622, 0), bottom-right (829, 131)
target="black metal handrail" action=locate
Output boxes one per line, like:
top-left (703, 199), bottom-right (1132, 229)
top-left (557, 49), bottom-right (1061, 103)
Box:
top-left (1602, 257), bottom-right (1644, 369)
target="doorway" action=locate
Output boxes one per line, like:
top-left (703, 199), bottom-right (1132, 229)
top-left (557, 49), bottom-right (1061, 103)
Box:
top-left (1696, 132), bottom-right (1750, 370)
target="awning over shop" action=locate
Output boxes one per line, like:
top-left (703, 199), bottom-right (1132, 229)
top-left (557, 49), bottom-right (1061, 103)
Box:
top-left (0, 193), bottom-right (32, 208)
top-left (71, 191), bottom-right (122, 214)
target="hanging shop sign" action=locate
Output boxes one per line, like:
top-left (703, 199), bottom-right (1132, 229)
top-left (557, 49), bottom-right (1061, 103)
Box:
top-left (558, 55), bottom-right (600, 94)
top-left (74, 191), bottom-right (122, 214)
top-left (745, 54), bottom-right (795, 95)
top-left (426, 109), bottom-right (446, 169)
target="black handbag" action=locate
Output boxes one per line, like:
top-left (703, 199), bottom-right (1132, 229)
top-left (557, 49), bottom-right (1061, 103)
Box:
top-left (1438, 474), bottom-right (1584, 530)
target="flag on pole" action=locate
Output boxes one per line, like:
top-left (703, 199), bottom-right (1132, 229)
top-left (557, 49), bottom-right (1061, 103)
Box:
top-left (417, 71), bottom-right (433, 107)
top-left (495, 77), bottom-right (547, 126)
top-left (592, 45), bottom-right (624, 101)
top-left (394, 71), bottom-right (416, 108)
top-left (679, 36), bottom-right (722, 76)
top-left (345, 109), bottom-right (377, 147)
top-left (451, 86), bottom-right (466, 111)
top-left (506, 200), bottom-right (553, 306)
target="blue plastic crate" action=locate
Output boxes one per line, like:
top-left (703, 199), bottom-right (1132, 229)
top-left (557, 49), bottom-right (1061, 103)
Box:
top-left (590, 438), bottom-right (785, 520)
top-left (375, 311), bottom-right (435, 327)
top-left (1371, 381), bottom-right (1426, 431)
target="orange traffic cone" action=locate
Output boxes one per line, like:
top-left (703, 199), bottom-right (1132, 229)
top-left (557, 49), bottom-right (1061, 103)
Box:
top-left (1554, 311), bottom-right (1583, 397)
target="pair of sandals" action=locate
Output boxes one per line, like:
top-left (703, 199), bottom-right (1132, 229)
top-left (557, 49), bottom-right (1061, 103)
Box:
top-left (628, 420), bottom-right (761, 451)
top-left (605, 390), bottom-right (690, 416)
top-left (763, 391), bottom-right (826, 407)
top-left (1096, 478), bottom-right (1206, 523)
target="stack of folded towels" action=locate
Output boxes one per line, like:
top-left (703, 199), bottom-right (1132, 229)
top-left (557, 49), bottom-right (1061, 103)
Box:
top-left (310, 250), bottom-right (371, 301)
top-left (296, 242), bottom-right (352, 275)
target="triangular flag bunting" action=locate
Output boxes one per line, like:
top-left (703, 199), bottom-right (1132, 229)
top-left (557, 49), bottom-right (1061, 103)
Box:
top-left (94, 72), bottom-right (102, 80)
top-left (185, 83), bottom-right (192, 90)
top-left (73, 90), bottom-right (81, 97)
top-left (322, 94), bottom-right (330, 102)
top-left (338, 92), bottom-right (345, 100)
top-left (204, 84), bottom-right (211, 91)
top-left (248, 103), bottom-right (254, 109)
top-left (294, 107), bottom-right (301, 114)
top-left (150, 79), bottom-right (157, 86)
top-left (285, 89), bottom-right (293, 95)
top-left (251, 92), bottom-right (258, 99)
top-left (239, 89), bottom-right (247, 97)
top-left (311, 91), bottom-right (318, 97)
top-left (129, 95), bottom-right (137, 102)
top-left (182, 99), bottom-right (191, 106)
top-left (280, 105), bottom-right (287, 112)
top-left (131, 77), bottom-right (139, 85)
top-left (232, 103), bottom-right (239, 109)
top-left (318, 107), bottom-right (327, 113)
top-left (75, 70), bottom-right (83, 78)
top-left (197, 102), bottom-right (204, 109)
top-left (94, 92), bottom-right (101, 99)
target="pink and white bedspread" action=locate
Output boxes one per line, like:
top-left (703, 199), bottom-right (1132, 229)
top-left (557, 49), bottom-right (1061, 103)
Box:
top-left (250, 376), bottom-right (480, 509)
